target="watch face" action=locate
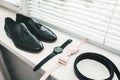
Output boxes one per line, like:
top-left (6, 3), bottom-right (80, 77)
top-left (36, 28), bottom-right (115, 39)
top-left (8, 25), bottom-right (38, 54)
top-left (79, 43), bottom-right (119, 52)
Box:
top-left (54, 47), bottom-right (63, 53)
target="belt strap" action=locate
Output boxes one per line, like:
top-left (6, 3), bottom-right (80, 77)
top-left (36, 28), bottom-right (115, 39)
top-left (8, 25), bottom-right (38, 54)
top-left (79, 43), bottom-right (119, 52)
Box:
top-left (74, 52), bottom-right (120, 80)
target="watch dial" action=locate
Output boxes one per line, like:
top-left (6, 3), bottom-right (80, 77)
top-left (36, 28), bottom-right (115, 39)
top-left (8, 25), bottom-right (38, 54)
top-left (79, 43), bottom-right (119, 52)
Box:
top-left (54, 47), bottom-right (63, 53)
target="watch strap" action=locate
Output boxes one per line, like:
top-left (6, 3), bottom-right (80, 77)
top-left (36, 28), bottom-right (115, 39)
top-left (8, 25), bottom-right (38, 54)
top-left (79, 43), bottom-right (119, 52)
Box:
top-left (33, 52), bottom-right (56, 71)
top-left (60, 39), bottom-right (72, 49)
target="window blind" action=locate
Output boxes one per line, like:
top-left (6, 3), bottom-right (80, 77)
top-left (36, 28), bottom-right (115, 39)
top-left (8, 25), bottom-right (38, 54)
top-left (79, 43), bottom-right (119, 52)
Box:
top-left (27, 0), bottom-right (120, 51)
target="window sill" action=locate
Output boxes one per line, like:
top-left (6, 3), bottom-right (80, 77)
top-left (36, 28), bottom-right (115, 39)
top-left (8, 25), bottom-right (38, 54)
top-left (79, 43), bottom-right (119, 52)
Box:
top-left (0, 7), bottom-right (120, 80)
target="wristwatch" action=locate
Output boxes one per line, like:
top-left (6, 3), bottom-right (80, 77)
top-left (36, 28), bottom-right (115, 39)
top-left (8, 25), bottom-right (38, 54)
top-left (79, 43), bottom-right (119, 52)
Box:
top-left (33, 39), bottom-right (72, 71)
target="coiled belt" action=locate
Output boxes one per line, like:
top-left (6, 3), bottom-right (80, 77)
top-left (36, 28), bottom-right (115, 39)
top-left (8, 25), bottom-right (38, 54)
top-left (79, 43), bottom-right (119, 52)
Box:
top-left (74, 52), bottom-right (120, 80)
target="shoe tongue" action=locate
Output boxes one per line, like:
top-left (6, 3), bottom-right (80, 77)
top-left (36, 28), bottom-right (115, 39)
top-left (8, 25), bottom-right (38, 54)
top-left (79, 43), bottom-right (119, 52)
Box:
top-left (27, 18), bottom-right (43, 29)
top-left (13, 23), bottom-right (27, 32)
top-left (28, 18), bottom-right (39, 24)
top-left (28, 18), bottom-right (43, 25)
top-left (15, 23), bottom-right (26, 28)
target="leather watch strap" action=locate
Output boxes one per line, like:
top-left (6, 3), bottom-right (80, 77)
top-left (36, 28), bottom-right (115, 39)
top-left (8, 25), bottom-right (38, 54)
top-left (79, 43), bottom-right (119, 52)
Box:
top-left (60, 39), bottom-right (73, 49)
top-left (33, 39), bottom-right (72, 71)
top-left (33, 53), bottom-right (56, 71)
top-left (74, 52), bottom-right (120, 80)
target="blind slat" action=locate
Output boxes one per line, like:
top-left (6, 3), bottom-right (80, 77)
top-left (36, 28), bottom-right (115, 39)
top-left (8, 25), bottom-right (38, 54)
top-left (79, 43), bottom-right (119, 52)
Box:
top-left (28, 1), bottom-right (114, 17)
top-left (29, 11), bottom-right (105, 43)
top-left (28, 6), bottom-right (107, 32)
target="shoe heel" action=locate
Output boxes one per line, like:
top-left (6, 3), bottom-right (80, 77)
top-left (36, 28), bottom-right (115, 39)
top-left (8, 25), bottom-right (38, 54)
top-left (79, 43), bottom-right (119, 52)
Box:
top-left (6, 32), bottom-right (11, 38)
top-left (4, 23), bottom-right (11, 38)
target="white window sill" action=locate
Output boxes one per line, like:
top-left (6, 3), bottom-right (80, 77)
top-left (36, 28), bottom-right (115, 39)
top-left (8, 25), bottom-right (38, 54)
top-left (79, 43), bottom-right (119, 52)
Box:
top-left (0, 7), bottom-right (120, 80)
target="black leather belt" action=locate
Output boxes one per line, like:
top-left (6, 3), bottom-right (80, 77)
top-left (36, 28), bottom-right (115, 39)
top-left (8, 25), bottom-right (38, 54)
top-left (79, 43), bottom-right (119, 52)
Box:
top-left (74, 52), bottom-right (120, 80)
top-left (33, 39), bottom-right (72, 71)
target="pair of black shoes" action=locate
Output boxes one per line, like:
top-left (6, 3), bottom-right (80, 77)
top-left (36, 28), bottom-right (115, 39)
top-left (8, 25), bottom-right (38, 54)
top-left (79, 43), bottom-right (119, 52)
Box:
top-left (4, 14), bottom-right (57, 52)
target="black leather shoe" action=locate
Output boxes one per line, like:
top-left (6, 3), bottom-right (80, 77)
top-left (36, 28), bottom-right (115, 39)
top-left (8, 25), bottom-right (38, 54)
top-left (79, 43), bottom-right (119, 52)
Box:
top-left (16, 14), bottom-right (57, 42)
top-left (4, 17), bottom-right (44, 52)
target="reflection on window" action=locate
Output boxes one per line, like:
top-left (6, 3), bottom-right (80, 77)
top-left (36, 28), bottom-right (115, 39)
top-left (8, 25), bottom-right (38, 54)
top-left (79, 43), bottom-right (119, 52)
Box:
top-left (4, 0), bottom-right (20, 6)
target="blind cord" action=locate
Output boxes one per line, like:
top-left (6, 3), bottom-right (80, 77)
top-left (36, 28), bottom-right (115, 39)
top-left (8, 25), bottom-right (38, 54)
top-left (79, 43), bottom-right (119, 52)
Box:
top-left (103, 0), bottom-right (118, 44)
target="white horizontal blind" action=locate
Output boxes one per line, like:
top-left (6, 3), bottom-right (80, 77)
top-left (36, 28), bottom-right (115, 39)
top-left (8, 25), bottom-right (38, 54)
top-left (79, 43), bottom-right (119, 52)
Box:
top-left (104, 0), bottom-right (120, 51)
top-left (27, 0), bottom-right (119, 51)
